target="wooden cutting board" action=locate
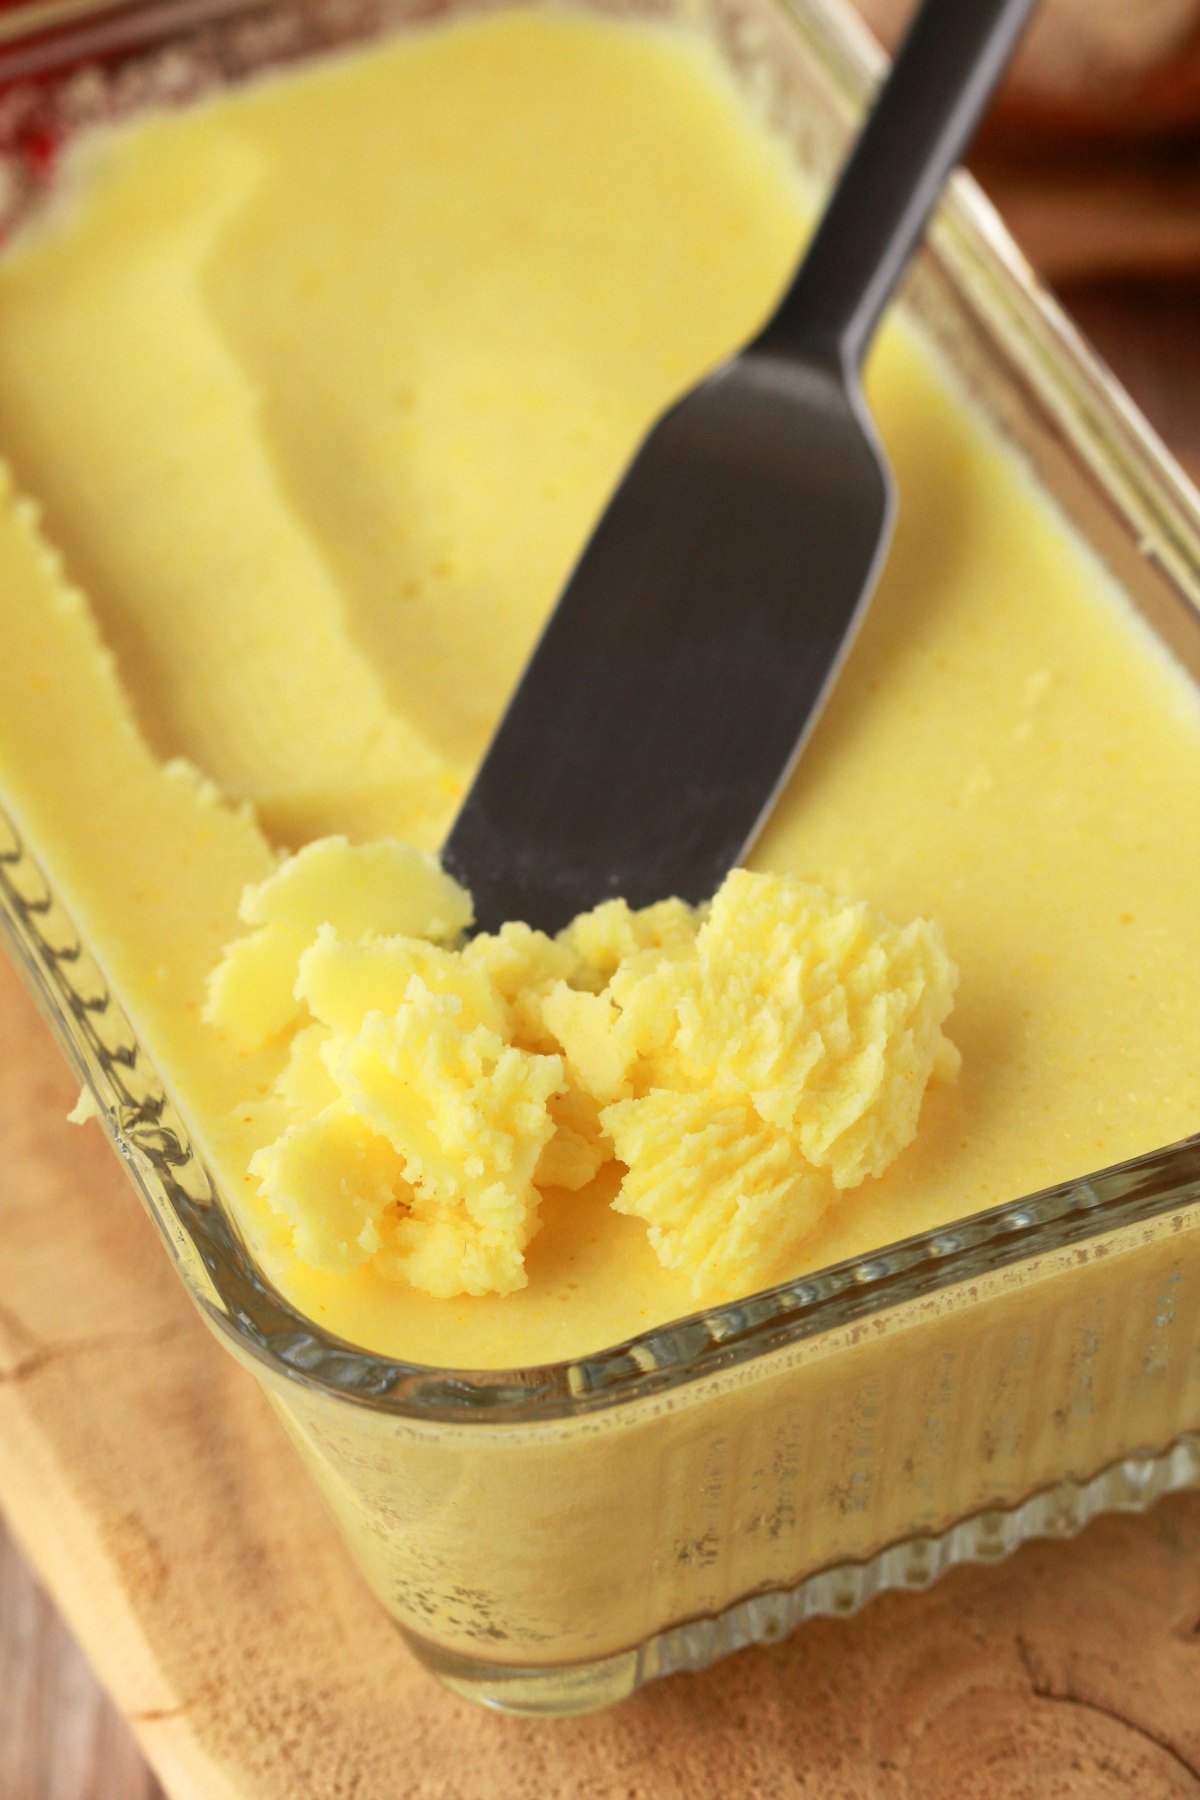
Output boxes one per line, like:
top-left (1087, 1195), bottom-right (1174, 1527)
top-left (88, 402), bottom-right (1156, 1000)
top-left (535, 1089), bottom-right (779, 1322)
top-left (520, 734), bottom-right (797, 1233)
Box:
top-left (4, 950), bottom-right (1200, 1798)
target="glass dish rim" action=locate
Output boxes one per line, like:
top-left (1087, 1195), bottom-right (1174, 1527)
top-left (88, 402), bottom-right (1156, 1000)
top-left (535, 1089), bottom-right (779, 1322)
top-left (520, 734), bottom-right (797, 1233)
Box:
top-left (1, 0), bottom-right (1198, 1428)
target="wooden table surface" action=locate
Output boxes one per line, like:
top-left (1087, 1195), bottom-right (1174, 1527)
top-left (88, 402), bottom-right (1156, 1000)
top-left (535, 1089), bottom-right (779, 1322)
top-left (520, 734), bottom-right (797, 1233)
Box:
top-left (2, 277), bottom-right (1200, 1800)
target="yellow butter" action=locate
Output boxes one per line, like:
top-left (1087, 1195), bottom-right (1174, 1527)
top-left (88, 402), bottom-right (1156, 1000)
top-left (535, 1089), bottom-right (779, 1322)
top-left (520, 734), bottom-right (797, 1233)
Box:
top-left (210, 842), bottom-right (958, 1297)
top-left (0, 9), bottom-right (1193, 1361)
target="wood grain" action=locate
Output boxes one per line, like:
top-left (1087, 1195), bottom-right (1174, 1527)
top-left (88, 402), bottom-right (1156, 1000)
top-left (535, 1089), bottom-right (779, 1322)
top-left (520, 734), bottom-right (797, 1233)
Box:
top-left (3, 295), bottom-right (1200, 1800)
top-left (3, 925), bottom-right (1200, 1800)
top-left (0, 1533), bottom-right (164, 1800)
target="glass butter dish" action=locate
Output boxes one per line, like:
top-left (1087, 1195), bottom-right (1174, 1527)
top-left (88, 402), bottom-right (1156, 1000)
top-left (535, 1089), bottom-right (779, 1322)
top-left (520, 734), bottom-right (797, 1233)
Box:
top-left (1, 0), bottom-right (1199, 1719)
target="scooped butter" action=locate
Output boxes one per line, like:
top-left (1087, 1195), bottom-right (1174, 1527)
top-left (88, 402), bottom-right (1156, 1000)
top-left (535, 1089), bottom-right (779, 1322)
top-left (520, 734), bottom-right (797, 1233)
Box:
top-left (0, 9), bottom-right (1196, 1366)
top-left (206, 842), bottom-right (958, 1298)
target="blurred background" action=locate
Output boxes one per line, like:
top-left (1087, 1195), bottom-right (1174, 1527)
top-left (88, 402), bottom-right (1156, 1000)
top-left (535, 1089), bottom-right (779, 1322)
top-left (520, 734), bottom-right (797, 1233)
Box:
top-left (855, 0), bottom-right (1200, 480)
top-left (2, 0), bottom-right (1199, 1794)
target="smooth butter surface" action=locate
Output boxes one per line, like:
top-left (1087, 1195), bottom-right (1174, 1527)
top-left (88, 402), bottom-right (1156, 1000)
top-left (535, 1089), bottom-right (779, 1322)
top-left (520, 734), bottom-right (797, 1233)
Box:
top-left (0, 10), bottom-right (1196, 1363)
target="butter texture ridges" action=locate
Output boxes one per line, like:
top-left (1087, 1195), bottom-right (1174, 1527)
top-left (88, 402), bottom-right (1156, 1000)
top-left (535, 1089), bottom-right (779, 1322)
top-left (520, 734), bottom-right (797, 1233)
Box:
top-left (206, 838), bottom-right (959, 1299)
top-left (0, 7), bottom-right (1195, 1369)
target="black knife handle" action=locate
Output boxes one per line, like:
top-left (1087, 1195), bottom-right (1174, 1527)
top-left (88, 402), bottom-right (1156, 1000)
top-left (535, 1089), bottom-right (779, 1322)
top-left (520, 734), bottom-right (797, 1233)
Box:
top-left (756, 0), bottom-right (1036, 370)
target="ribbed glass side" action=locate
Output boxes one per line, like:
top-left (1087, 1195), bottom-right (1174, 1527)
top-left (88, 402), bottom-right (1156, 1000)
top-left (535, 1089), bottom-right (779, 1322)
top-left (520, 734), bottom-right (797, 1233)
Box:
top-left (409, 1434), bottom-right (1200, 1715)
top-left (0, 0), bottom-right (1199, 1716)
top-left (245, 1193), bottom-right (1200, 1705)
